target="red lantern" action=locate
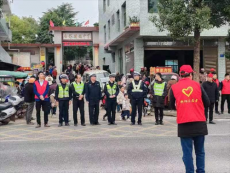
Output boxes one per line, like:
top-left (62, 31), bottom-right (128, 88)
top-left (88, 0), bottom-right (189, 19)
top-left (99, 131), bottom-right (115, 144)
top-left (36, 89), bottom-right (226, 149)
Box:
top-left (41, 61), bottom-right (45, 66)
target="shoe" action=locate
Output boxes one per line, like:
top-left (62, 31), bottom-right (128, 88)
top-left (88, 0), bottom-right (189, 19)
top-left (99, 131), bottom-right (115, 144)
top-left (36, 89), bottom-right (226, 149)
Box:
top-left (27, 122), bottom-right (34, 125)
top-left (108, 123), bottom-right (112, 125)
top-left (122, 117), bottom-right (126, 121)
top-left (130, 123), bottom-right (135, 126)
top-left (112, 123), bottom-right (117, 125)
top-left (81, 124), bottom-right (86, 126)
top-left (31, 117), bottom-right (35, 120)
top-left (209, 121), bottom-right (216, 124)
top-left (65, 123), bottom-right (70, 126)
top-left (44, 124), bottom-right (50, 127)
top-left (120, 116), bottom-right (122, 120)
top-left (155, 121), bottom-right (159, 125)
top-left (160, 121), bottom-right (164, 125)
top-left (103, 117), bottom-right (106, 121)
top-left (95, 123), bottom-right (101, 125)
top-left (35, 124), bottom-right (41, 128)
top-left (90, 123), bottom-right (95, 126)
top-left (221, 112), bottom-right (224, 114)
top-left (58, 123), bottom-right (63, 127)
top-left (215, 111), bottom-right (221, 115)
top-left (138, 122), bottom-right (142, 125)
top-left (74, 124), bottom-right (77, 126)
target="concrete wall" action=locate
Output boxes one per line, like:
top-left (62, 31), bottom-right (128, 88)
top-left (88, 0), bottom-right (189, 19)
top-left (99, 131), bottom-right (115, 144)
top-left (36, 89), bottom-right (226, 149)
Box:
top-left (218, 39), bottom-right (226, 81)
top-left (12, 52), bottom-right (30, 67)
top-left (0, 45), bottom-right (12, 63)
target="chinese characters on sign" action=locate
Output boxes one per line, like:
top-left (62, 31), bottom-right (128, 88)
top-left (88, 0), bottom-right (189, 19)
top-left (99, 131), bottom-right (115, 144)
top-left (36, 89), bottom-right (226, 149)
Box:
top-left (63, 42), bottom-right (93, 47)
top-left (150, 67), bottom-right (173, 75)
top-left (180, 99), bottom-right (198, 104)
top-left (63, 32), bottom-right (92, 41)
top-left (40, 47), bottom-right (46, 62)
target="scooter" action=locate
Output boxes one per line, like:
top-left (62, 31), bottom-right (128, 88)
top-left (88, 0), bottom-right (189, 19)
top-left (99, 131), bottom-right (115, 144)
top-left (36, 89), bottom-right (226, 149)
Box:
top-left (8, 95), bottom-right (27, 119)
top-left (0, 102), bottom-right (16, 125)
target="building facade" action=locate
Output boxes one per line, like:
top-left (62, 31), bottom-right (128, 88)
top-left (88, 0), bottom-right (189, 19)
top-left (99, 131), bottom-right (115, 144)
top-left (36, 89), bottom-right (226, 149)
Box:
top-left (99, 0), bottom-right (230, 80)
top-left (0, 0), bottom-right (15, 70)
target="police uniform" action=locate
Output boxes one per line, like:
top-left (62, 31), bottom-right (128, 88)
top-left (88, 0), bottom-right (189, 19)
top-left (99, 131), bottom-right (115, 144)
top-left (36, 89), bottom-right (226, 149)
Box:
top-left (71, 81), bottom-right (86, 126)
top-left (55, 74), bottom-right (72, 126)
top-left (104, 74), bottom-right (119, 125)
top-left (127, 72), bottom-right (147, 125)
top-left (85, 74), bottom-right (102, 125)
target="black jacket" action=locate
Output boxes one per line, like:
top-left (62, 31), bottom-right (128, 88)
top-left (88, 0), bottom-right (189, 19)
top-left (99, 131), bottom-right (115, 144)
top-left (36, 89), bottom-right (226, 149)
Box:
top-left (55, 83), bottom-right (72, 101)
top-left (202, 81), bottom-right (218, 103)
top-left (170, 86), bottom-right (210, 138)
top-left (85, 80), bottom-right (102, 103)
top-left (127, 80), bottom-right (147, 100)
top-left (104, 81), bottom-right (119, 100)
top-left (151, 80), bottom-right (167, 108)
top-left (70, 82), bottom-right (85, 99)
top-left (24, 83), bottom-right (35, 103)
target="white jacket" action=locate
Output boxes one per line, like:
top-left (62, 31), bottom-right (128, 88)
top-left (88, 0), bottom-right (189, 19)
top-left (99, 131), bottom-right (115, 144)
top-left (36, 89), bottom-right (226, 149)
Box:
top-left (117, 91), bottom-right (125, 105)
top-left (122, 98), bottom-right (131, 111)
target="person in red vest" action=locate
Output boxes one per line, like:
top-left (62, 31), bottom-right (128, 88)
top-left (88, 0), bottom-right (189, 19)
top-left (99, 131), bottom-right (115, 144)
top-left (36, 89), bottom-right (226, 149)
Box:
top-left (212, 71), bottom-right (221, 115)
top-left (170, 65), bottom-right (210, 173)
top-left (33, 71), bottom-right (50, 128)
top-left (220, 73), bottom-right (230, 114)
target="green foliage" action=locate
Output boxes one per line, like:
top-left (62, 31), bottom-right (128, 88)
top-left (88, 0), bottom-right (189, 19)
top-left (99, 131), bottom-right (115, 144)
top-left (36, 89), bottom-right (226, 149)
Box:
top-left (8, 15), bottom-right (39, 43)
top-left (36, 3), bottom-right (79, 43)
top-left (93, 22), bottom-right (99, 27)
top-left (129, 16), bottom-right (140, 23)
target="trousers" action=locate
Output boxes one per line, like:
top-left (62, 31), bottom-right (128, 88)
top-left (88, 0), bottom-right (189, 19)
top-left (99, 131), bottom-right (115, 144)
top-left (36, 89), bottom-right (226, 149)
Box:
top-left (36, 101), bottom-right (49, 125)
top-left (221, 94), bottom-right (230, 113)
top-left (59, 100), bottom-right (69, 124)
top-left (205, 102), bottom-right (214, 121)
top-left (106, 99), bottom-right (117, 123)
top-left (155, 107), bottom-right (163, 122)
top-left (89, 102), bottom-right (99, 124)
top-left (26, 102), bottom-right (34, 124)
top-left (180, 136), bottom-right (205, 173)
top-left (131, 98), bottom-right (143, 124)
top-left (73, 98), bottom-right (85, 125)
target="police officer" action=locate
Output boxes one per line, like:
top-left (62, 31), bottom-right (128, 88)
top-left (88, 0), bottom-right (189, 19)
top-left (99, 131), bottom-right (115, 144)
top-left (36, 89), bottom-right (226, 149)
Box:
top-left (71, 74), bottom-right (86, 126)
top-left (170, 65), bottom-right (210, 173)
top-left (85, 74), bottom-right (102, 125)
top-left (104, 73), bottom-right (119, 125)
top-left (127, 71), bottom-right (147, 125)
top-left (55, 74), bottom-right (72, 127)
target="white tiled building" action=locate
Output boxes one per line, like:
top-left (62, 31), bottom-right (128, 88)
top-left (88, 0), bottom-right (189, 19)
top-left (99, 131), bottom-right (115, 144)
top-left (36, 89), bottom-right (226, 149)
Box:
top-left (99, 0), bottom-right (230, 80)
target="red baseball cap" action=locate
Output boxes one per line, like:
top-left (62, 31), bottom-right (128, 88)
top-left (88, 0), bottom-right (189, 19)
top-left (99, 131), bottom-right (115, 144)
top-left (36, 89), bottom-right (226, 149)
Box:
top-left (207, 73), bottom-right (213, 78)
top-left (180, 65), bottom-right (194, 73)
top-left (210, 68), bottom-right (215, 72)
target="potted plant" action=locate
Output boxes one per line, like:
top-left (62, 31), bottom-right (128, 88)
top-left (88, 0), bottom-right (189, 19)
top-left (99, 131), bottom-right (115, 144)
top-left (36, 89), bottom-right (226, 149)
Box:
top-left (129, 16), bottom-right (140, 27)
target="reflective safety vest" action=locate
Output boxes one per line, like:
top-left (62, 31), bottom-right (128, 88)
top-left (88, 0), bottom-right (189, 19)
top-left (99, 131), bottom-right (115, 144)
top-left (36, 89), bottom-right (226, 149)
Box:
top-left (153, 82), bottom-right (165, 96)
top-left (132, 81), bottom-right (143, 92)
top-left (73, 82), bottom-right (84, 95)
top-left (106, 82), bottom-right (117, 95)
top-left (58, 84), bottom-right (69, 98)
top-left (34, 80), bottom-right (49, 99)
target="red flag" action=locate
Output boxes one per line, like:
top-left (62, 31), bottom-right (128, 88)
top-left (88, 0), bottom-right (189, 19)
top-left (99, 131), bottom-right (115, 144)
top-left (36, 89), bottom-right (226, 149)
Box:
top-left (84, 20), bottom-right (89, 26)
top-left (50, 20), bottom-right (54, 27)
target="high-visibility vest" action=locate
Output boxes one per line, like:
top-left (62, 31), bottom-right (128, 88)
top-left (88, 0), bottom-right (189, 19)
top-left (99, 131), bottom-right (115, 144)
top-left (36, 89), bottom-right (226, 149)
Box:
top-left (132, 80), bottom-right (143, 92)
top-left (58, 84), bottom-right (69, 98)
top-left (34, 80), bottom-right (48, 99)
top-left (72, 82), bottom-right (84, 95)
top-left (153, 82), bottom-right (165, 96)
top-left (106, 82), bottom-right (117, 95)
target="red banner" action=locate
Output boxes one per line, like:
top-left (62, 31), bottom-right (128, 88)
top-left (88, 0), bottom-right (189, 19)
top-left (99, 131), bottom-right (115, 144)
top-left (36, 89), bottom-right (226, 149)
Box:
top-left (63, 42), bottom-right (93, 47)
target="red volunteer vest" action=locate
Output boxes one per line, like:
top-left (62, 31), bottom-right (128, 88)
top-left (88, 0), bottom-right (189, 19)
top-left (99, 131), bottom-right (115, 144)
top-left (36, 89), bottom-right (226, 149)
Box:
top-left (222, 80), bottom-right (230, 94)
top-left (213, 79), bottom-right (219, 88)
top-left (34, 80), bottom-right (49, 99)
top-left (171, 78), bottom-right (206, 124)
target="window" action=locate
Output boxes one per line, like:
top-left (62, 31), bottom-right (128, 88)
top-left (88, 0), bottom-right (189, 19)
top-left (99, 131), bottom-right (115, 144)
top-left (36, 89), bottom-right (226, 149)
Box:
top-left (122, 2), bottom-right (126, 27)
top-left (117, 10), bottom-right (120, 32)
top-left (108, 20), bottom-right (110, 40)
top-left (104, 25), bottom-right (106, 44)
top-left (103, 0), bottom-right (106, 12)
top-left (165, 60), bottom-right (178, 73)
top-left (112, 53), bottom-right (115, 63)
top-left (112, 14), bottom-right (115, 25)
top-left (148, 0), bottom-right (158, 13)
top-left (103, 57), bottom-right (106, 65)
top-left (107, 0), bottom-right (110, 6)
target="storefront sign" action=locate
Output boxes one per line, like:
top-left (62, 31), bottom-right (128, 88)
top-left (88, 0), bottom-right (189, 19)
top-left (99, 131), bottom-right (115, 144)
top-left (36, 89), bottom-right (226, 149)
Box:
top-left (63, 42), bottom-right (93, 47)
top-left (150, 67), bottom-right (172, 75)
top-left (33, 64), bottom-right (43, 69)
top-left (63, 32), bottom-right (92, 41)
top-left (40, 47), bottom-right (46, 62)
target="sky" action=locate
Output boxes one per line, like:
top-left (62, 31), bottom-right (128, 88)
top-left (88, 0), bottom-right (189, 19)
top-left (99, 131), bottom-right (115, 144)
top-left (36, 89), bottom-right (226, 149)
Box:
top-left (11, 0), bottom-right (99, 25)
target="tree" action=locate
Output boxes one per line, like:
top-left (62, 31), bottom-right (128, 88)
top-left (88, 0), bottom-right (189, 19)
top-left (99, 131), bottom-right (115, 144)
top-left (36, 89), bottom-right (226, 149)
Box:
top-left (8, 15), bottom-right (39, 43)
top-left (150, 0), bottom-right (230, 81)
top-left (36, 3), bottom-right (79, 43)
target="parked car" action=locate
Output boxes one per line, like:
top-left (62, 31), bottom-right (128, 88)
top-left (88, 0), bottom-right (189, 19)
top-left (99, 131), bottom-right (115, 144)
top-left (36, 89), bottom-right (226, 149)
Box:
top-left (83, 70), bottom-right (110, 90)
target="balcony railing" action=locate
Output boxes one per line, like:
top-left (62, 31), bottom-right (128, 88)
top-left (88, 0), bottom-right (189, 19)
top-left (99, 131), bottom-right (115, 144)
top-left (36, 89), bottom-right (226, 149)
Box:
top-left (0, 17), bottom-right (12, 42)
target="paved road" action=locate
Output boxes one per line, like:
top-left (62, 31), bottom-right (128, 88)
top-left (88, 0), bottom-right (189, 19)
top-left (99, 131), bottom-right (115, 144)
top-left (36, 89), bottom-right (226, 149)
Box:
top-left (0, 107), bottom-right (230, 173)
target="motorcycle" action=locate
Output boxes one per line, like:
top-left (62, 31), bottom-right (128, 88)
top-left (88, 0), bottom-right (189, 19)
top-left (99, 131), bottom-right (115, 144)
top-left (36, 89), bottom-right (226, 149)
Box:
top-left (8, 95), bottom-right (27, 119)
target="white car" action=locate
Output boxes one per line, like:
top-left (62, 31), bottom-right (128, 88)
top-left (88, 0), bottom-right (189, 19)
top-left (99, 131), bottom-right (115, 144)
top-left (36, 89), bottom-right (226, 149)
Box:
top-left (83, 70), bottom-right (110, 89)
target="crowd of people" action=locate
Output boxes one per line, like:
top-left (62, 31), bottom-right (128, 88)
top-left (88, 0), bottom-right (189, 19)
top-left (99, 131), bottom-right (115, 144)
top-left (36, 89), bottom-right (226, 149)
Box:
top-left (10, 63), bottom-right (230, 173)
